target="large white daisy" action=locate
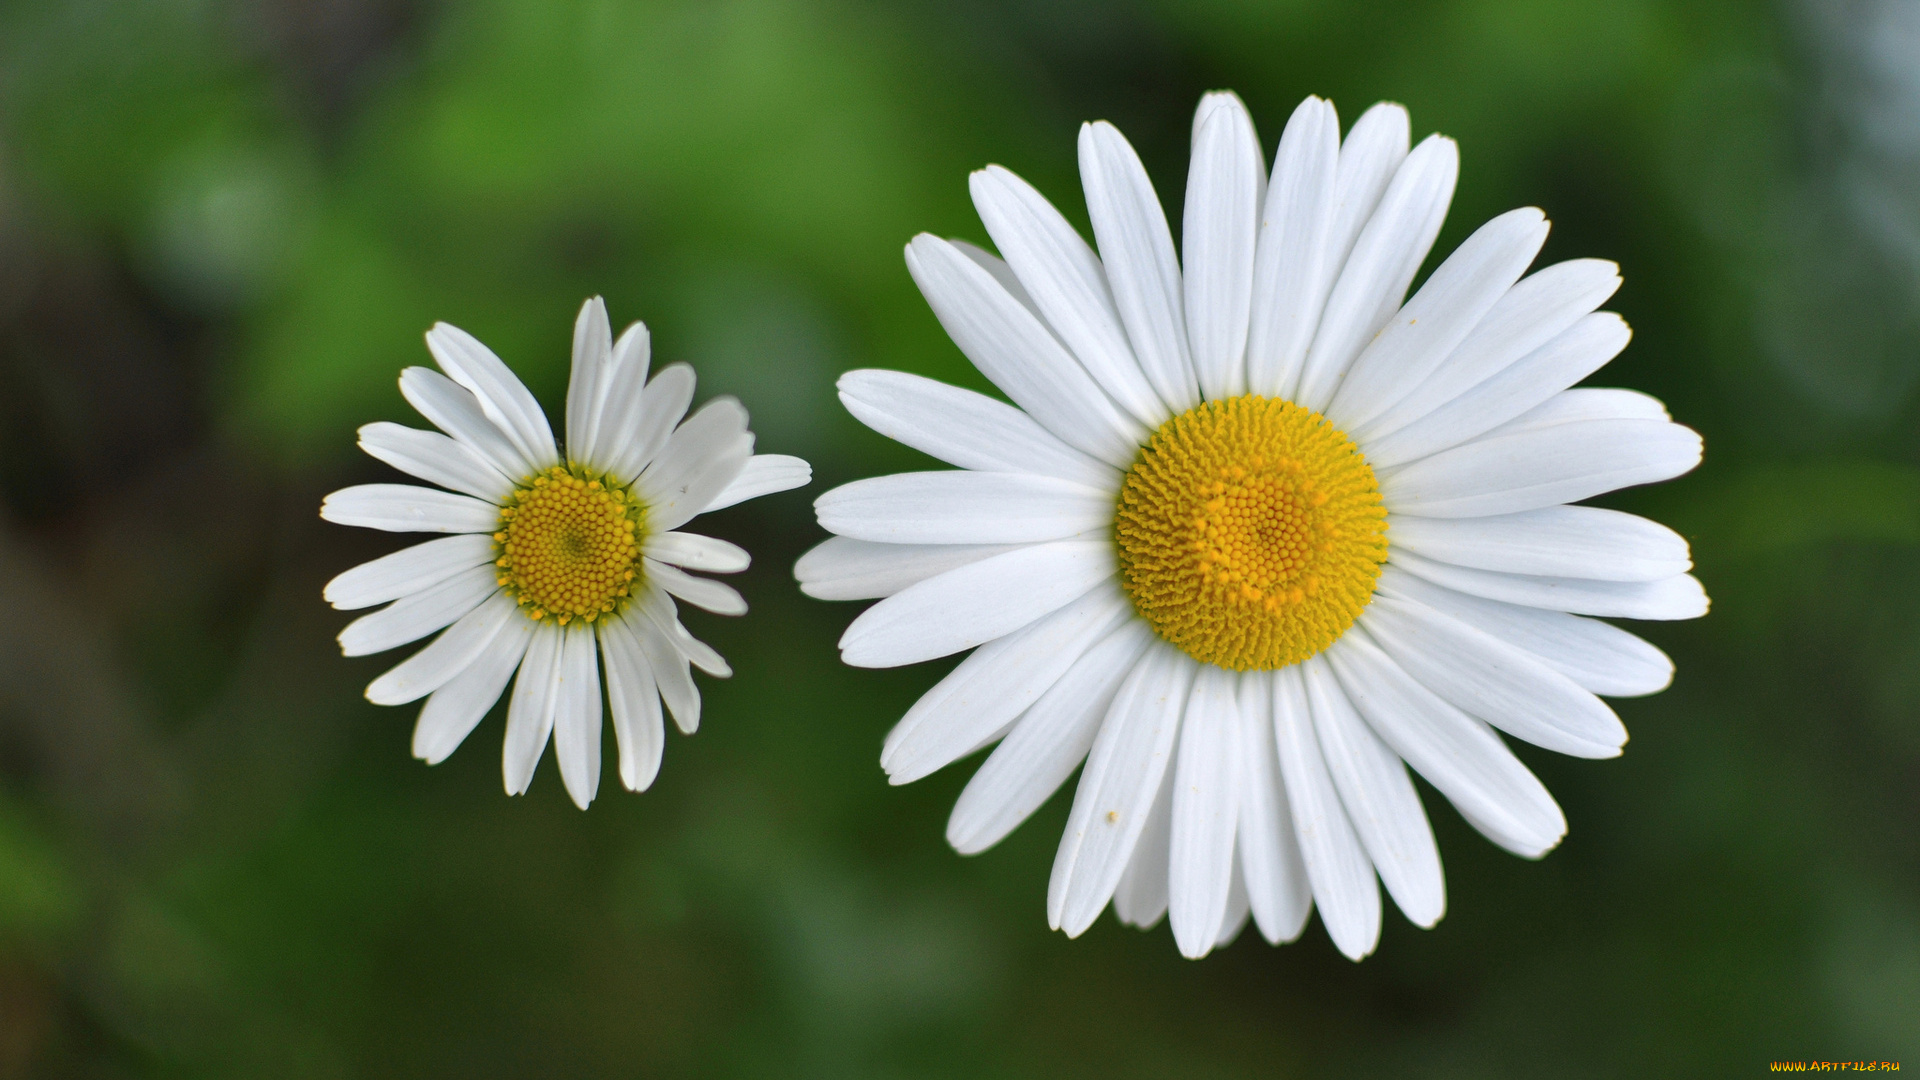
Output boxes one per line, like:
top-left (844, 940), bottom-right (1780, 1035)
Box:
top-left (798, 94), bottom-right (1705, 959)
top-left (323, 298), bottom-right (810, 809)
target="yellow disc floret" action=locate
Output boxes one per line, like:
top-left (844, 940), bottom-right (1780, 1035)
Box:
top-left (494, 465), bottom-right (646, 624)
top-left (1115, 395), bottom-right (1387, 671)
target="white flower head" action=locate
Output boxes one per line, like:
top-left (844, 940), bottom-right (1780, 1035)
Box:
top-left (799, 93), bottom-right (1706, 959)
top-left (323, 298), bottom-right (810, 809)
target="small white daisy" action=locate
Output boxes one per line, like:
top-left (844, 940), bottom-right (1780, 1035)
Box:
top-left (798, 93), bottom-right (1706, 959)
top-left (323, 298), bottom-right (810, 809)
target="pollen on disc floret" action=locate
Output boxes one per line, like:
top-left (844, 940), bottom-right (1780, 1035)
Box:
top-left (1115, 395), bottom-right (1388, 671)
top-left (494, 465), bottom-right (646, 625)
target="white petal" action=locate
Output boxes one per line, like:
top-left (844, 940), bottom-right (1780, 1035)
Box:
top-left (815, 471), bottom-right (1113, 545)
top-left (324, 533), bottom-right (496, 610)
top-left (1048, 641), bottom-right (1193, 936)
top-left (1168, 664), bottom-right (1243, 958)
top-left (338, 567), bottom-right (497, 657)
top-left (425, 322), bottom-right (559, 470)
top-left (1380, 419), bottom-right (1703, 518)
top-left (584, 319), bottom-right (653, 471)
top-left (1377, 564), bottom-right (1674, 696)
top-left (1328, 207), bottom-right (1549, 431)
top-left (883, 585), bottom-right (1129, 785)
top-left (1271, 665), bottom-right (1380, 961)
top-left (502, 624), bottom-right (563, 796)
top-left (837, 370), bottom-right (1117, 489)
top-left (702, 454), bottom-right (811, 513)
top-left (1386, 505), bottom-right (1690, 582)
top-left (1183, 92), bottom-right (1263, 401)
top-left (398, 366), bottom-right (535, 480)
top-left (551, 622), bottom-right (603, 810)
top-left (949, 239), bottom-right (1044, 320)
top-left (1359, 593), bottom-right (1627, 758)
top-left (644, 558), bottom-right (746, 616)
top-left (1301, 658), bottom-right (1445, 928)
top-left (604, 363), bottom-right (694, 484)
top-left (412, 612), bottom-right (534, 765)
top-left (1325, 103), bottom-right (1412, 291)
top-left (1356, 258), bottom-right (1621, 441)
top-left (1363, 312), bottom-right (1633, 468)
top-left (794, 536), bottom-right (1021, 601)
top-left (665, 616), bottom-right (730, 678)
top-left (1247, 95), bottom-right (1341, 400)
top-left (636, 397), bottom-right (753, 533)
top-left (946, 619), bottom-right (1152, 855)
top-left (970, 167), bottom-right (1166, 426)
top-left (1325, 630), bottom-right (1567, 858)
top-left (1389, 548), bottom-right (1710, 620)
top-left (1078, 121), bottom-right (1198, 410)
top-left (1112, 762), bottom-right (1174, 930)
top-left (599, 617), bottom-right (665, 793)
top-left (1233, 671), bottom-right (1313, 944)
top-left (837, 539), bottom-right (1116, 669)
top-left (644, 531), bottom-right (750, 573)
top-left (905, 234), bottom-right (1146, 466)
top-left (1215, 860), bottom-right (1252, 949)
top-left (1295, 134), bottom-right (1458, 413)
top-left (631, 588), bottom-right (700, 733)
top-left (367, 591), bottom-right (517, 705)
top-left (320, 484), bottom-right (500, 534)
top-left (357, 422), bottom-right (514, 502)
top-left (1486, 387), bottom-right (1671, 436)
top-left (566, 297), bottom-right (613, 466)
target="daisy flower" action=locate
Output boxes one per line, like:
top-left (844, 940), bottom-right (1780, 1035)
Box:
top-left (798, 94), bottom-right (1705, 959)
top-left (322, 298), bottom-right (810, 809)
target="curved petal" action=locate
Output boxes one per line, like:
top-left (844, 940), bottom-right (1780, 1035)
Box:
top-left (1379, 419), bottom-right (1702, 518)
top-left (794, 536), bottom-right (1021, 601)
top-left (1356, 258), bottom-right (1621, 441)
top-left (1233, 671), bottom-right (1313, 944)
top-left (1485, 387), bottom-right (1670, 436)
top-left (1247, 95), bottom-right (1341, 400)
top-left (600, 617), bottom-right (665, 793)
top-left (398, 366), bottom-right (535, 481)
top-left (1183, 92), bottom-right (1263, 401)
top-left (604, 363), bottom-right (694, 484)
top-left (1079, 121), bottom-right (1198, 410)
top-left (644, 531), bottom-right (750, 573)
top-left (1389, 548), bottom-right (1710, 620)
top-left (1360, 593), bottom-right (1627, 758)
top-left (1324, 630), bottom-right (1567, 858)
top-left (502, 624), bottom-right (563, 796)
top-left (643, 559), bottom-right (746, 616)
top-left (551, 621), bottom-right (604, 810)
top-left (1363, 312), bottom-right (1633, 468)
top-left (1112, 763), bottom-right (1175, 931)
top-left (815, 471), bottom-right (1114, 545)
top-left (836, 369), bottom-right (1117, 490)
top-left (702, 454), bottom-right (811, 513)
top-left (1325, 103), bottom-right (1411, 298)
top-left (837, 539), bottom-right (1117, 669)
top-left (1168, 664), bottom-right (1244, 958)
top-left (1385, 505), bottom-right (1691, 582)
top-left (338, 567), bottom-right (497, 657)
top-left (325, 533), bottom-right (496, 610)
top-left (1272, 665), bottom-right (1380, 961)
top-left (906, 234), bottom-right (1146, 466)
top-left (411, 612), bottom-right (534, 765)
top-left (883, 586), bottom-right (1130, 785)
top-left (357, 422), bottom-right (514, 502)
top-left (1328, 207), bottom-right (1549, 432)
top-left (1048, 641), bottom-right (1194, 937)
top-left (1302, 657), bottom-right (1445, 929)
top-left (1296, 134), bottom-right (1458, 413)
top-left (635, 397), bottom-right (753, 533)
top-left (320, 484), bottom-right (500, 535)
top-left (565, 297), bottom-right (614, 465)
top-left (946, 619), bottom-right (1152, 855)
top-left (630, 589), bottom-right (701, 734)
top-left (425, 322), bottom-right (558, 470)
top-left (583, 319), bottom-right (653, 471)
top-left (970, 166), bottom-right (1166, 425)
top-left (366, 591), bottom-right (518, 705)
top-left (1376, 564), bottom-right (1674, 697)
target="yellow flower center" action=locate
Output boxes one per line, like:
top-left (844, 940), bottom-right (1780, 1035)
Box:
top-left (1115, 395), bottom-right (1387, 671)
top-left (493, 465), bottom-right (646, 624)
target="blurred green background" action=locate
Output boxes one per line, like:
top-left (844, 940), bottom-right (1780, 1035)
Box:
top-left (1, 0), bottom-right (1917, 1074)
